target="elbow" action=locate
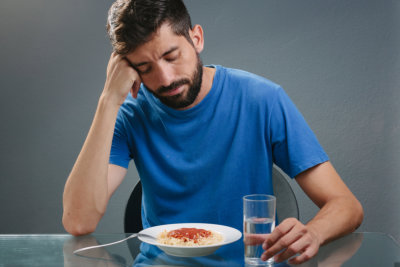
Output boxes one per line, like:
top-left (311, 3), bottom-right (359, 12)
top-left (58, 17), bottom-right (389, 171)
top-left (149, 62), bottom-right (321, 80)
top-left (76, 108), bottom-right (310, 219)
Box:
top-left (62, 198), bottom-right (106, 236)
top-left (356, 202), bottom-right (364, 228)
top-left (63, 218), bottom-right (96, 236)
top-left (62, 212), bottom-right (99, 236)
top-left (353, 199), bottom-right (364, 230)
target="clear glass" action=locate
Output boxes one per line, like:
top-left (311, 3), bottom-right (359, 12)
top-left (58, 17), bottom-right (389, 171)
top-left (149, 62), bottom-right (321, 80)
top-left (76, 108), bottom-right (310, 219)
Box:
top-left (243, 194), bottom-right (276, 266)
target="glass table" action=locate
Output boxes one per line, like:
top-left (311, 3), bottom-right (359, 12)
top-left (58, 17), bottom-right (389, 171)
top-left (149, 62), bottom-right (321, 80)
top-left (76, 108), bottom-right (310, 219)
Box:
top-left (0, 232), bottom-right (399, 266)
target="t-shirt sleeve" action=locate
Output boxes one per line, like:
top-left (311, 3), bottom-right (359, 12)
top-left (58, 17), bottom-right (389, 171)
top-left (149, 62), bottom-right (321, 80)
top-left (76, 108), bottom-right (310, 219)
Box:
top-left (109, 111), bottom-right (131, 169)
top-left (269, 88), bottom-right (329, 178)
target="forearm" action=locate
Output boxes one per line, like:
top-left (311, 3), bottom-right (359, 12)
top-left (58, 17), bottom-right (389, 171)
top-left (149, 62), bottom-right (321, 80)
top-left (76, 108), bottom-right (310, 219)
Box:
top-left (62, 94), bottom-right (120, 235)
top-left (306, 195), bottom-right (363, 246)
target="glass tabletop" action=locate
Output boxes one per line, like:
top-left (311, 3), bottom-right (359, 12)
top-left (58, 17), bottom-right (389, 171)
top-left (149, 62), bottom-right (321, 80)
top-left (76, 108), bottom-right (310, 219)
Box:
top-left (0, 232), bottom-right (398, 266)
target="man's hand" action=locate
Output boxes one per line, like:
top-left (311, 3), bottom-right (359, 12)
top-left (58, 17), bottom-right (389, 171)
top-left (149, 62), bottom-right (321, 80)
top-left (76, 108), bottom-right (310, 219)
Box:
top-left (261, 218), bottom-right (321, 264)
top-left (102, 52), bottom-right (141, 106)
top-left (252, 162), bottom-right (363, 265)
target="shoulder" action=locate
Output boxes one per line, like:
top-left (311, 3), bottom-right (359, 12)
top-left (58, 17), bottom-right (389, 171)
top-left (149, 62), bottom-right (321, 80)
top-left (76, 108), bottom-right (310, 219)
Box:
top-left (217, 65), bottom-right (283, 101)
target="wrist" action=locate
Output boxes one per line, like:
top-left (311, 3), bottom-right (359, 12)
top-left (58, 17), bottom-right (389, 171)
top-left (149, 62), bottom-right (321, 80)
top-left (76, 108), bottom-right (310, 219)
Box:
top-left (97, 93), bottom-right (122, 119)
top-left (99, 91), bottom-right (123, 109)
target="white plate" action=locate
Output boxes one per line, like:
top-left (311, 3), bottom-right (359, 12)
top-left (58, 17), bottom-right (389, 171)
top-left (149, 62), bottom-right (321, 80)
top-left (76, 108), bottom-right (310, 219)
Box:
top-left (138, 223), bottom-right (242, 257)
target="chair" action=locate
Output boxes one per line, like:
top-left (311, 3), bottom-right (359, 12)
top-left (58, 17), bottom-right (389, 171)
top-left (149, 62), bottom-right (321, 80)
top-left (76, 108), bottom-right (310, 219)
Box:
top-left (123, 164), bottom-right (299, 234)
top-left (272, 165), bottom-right (300, 223)
top-left (124, 179), bottom-right (143, 234)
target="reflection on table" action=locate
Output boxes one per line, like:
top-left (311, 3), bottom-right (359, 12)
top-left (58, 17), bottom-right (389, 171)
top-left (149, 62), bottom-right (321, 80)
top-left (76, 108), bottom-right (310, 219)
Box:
top-left (0, 232), bottom-right (398, 266)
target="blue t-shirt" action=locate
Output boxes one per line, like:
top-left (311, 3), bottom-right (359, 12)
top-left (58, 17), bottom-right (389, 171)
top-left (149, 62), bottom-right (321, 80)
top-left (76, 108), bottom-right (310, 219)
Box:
top-left (110, 65), bottom-right (328, 232)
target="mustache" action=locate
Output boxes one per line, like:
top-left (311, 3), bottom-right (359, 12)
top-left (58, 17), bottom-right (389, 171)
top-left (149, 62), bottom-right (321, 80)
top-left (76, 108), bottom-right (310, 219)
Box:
top-left (157, 79), bottom-right (190, 95)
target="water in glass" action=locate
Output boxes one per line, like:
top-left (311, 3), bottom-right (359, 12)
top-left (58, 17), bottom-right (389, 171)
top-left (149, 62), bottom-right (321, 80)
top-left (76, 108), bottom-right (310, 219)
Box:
top-left (244, 217), bottom-right (275, 265)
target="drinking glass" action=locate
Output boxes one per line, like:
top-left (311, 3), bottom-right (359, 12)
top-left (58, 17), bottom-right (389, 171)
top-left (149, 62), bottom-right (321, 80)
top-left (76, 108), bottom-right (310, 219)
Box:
top-left (243, 194), bottom-right (276, 266)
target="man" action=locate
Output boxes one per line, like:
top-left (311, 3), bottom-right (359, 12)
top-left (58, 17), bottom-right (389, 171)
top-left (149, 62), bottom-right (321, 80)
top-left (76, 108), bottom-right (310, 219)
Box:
top-left (62, 0), bottom-right (363, 264)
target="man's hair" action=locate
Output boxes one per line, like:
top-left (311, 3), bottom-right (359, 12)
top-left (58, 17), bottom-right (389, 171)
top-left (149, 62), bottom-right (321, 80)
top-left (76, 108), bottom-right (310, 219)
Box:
top-left (107, 0), bottom-right (193, 55)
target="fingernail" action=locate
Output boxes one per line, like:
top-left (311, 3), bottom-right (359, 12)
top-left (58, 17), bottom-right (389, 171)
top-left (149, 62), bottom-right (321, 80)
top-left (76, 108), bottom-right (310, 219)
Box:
top-left (261, 255), bottom-right (267, 261)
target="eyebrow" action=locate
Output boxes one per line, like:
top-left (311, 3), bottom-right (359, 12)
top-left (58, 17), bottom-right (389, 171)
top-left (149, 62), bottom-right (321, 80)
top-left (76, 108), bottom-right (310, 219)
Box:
top-left (131, 46), bottom-right (179, 68)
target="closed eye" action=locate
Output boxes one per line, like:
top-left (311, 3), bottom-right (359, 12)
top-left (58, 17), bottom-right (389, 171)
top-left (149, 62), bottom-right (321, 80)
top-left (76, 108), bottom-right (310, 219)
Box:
top-left (137, 66), bottom-right (151, 75)
top-left (165, 56), bottom-right (178, 62)
top-left (163, 47), bottom-right (180, 62)
top-left (129, 46), bottom-right (180, 75)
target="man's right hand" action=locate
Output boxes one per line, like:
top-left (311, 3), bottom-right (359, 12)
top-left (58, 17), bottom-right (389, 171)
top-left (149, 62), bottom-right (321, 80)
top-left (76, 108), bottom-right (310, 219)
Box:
top-left (102, 52), bottom-right (142, 106)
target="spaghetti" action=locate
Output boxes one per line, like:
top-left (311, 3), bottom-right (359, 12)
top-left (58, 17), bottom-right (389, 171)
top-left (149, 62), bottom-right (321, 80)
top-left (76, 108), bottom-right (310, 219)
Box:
top-left (157, 227), bottom-right (224, 246)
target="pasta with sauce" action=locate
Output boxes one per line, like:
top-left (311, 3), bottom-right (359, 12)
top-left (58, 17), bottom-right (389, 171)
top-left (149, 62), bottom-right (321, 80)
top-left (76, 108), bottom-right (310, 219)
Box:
top-left (157, 227), bottom-right (224, 246)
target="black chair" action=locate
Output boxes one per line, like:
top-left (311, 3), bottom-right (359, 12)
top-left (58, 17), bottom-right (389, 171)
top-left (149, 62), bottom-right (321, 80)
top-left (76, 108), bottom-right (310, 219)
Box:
top-left (123, 165), bottom-right (299, 234)
top-left (124, 179), bottom-right (143, 234)
top-left (123, 181), bottom-right (144, 258)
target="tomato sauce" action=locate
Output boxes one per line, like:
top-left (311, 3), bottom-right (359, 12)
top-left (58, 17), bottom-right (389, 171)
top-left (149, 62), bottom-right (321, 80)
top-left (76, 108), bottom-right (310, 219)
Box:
top-left (167, 228), bottom-right (212, 243)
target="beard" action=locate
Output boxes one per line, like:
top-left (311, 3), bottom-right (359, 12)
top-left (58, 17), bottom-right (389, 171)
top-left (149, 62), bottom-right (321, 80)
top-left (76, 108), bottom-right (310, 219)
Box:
top-left (150, 54), bottom-right (203, 109)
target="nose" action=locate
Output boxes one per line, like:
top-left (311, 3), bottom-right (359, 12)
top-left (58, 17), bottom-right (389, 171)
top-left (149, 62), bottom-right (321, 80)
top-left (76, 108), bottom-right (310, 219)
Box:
top-left (154, 63), bottom-right (175, 88)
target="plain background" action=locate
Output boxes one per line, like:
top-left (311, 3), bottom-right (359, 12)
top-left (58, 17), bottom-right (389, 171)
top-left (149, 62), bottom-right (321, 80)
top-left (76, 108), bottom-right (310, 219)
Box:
top-left (0, 0), bottom-right (399, 243)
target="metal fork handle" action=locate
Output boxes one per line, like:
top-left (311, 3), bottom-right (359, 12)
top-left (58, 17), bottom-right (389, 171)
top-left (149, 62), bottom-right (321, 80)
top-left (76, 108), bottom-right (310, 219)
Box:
top-left (73, 233), bottom-right (155, 255)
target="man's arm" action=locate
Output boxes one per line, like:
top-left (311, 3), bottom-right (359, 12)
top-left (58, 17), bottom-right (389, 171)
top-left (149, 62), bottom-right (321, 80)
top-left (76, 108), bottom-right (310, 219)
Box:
top-left (62, 53), bottom-right (141, 236)
top-left (261, 161), bottom-right (364, 264)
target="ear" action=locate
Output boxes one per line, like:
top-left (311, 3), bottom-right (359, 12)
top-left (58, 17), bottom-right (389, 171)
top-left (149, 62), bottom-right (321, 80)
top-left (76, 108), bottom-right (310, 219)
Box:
top-left (189, 24), bottom-right (204, 53)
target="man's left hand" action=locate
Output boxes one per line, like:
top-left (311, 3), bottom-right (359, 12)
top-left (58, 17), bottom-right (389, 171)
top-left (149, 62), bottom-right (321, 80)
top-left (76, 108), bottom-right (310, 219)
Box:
top-left (261, 218), bottom-right (321, 264)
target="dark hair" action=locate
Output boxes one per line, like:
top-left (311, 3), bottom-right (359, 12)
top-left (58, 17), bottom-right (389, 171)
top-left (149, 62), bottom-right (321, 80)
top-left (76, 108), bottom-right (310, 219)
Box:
top-left (107, 0), bottom-right (193, 55)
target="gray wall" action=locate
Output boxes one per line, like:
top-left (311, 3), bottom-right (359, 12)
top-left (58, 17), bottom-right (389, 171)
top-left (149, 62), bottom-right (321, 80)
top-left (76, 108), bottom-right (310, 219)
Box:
top-left (0, 0), bottom-right (399, 242)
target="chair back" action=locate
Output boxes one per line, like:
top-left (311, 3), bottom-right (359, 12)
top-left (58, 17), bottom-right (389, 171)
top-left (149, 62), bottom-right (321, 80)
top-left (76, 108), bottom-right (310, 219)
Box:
top-left (124, 180), bottom-right (143, 234)
top-left (272, 165), bottom-right (299, 223)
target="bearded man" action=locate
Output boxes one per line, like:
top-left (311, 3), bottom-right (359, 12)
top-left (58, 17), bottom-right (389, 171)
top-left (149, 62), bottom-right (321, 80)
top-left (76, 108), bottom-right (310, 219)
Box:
top-left (62, 0), bottom-right (363, 264)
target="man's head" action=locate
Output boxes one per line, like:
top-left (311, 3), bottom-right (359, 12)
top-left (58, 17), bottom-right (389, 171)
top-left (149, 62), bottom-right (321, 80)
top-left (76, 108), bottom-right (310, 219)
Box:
top-left (107, 0), bottom-right (205, 109)
top-left (107, 0), bottom-right (192, 55)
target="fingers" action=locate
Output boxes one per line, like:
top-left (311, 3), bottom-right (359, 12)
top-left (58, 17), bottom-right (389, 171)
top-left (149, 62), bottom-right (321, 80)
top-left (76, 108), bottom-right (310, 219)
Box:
top-left (131, 79), bottom-right (141, 99)
top-left (243, 233), bottom-right (269, 246)
top-left (261, 221), bottom-right (301, 261)
top-left (288, 247), bottom-right (316, 265)
top-left (107, 52), bottom-right (129, 76)
top-left (274, 234), bottom-right (318, 264)
top-left (260, 218), bottom-right (319, 264)
top-left (262, 218), bottom-right (296, 250)
top-left (104, 52), bottom-right (142, 103)
top-left (274, 236), bottom-right (306, 262)
top-left (107, 52), bottom-right (122, 73)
